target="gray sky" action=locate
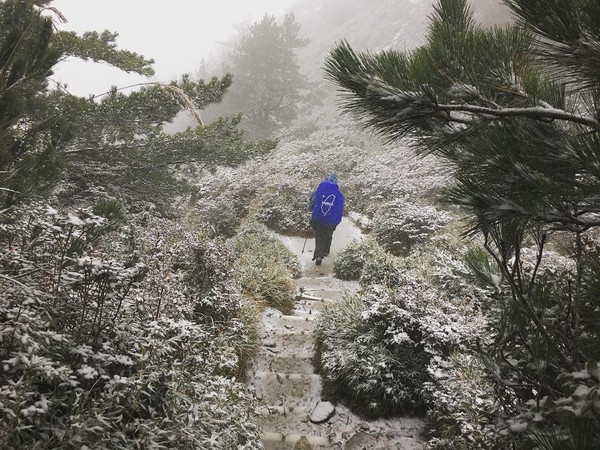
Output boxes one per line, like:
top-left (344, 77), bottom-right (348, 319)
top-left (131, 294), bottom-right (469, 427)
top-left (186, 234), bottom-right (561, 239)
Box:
top-left (50, 0), bottom-right (297, 96)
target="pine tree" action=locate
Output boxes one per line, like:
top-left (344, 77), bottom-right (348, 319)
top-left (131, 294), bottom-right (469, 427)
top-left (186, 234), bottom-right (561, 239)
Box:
top-left (0, 0), bottom-right (155, 208)
top-left (222, 14), bottom-right (308, 138)
top-left (57, 74), bottom-right (275, 212)
top-left (0, 1), bottom-right (275, 211)
top-left (324, 0), bottom-right (600, 446)
top-left (0, 0), bottom-right (65, 207)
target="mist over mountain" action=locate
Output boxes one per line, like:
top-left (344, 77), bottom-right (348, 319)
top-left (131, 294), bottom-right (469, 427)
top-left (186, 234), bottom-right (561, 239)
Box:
top-left (189, 0), bottom-right (515, 134)
top-left (287, 0), bottom-right (514, 80)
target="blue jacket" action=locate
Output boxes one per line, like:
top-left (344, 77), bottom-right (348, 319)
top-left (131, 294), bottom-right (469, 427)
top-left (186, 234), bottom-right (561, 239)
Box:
top-left (310, 180), bottom-right (344, 225)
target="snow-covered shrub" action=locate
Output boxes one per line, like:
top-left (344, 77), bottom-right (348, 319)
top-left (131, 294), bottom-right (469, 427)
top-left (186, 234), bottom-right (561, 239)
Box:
top-left (131, 216), bottom-right (198, 319)
top-left (253, 177), bottom-right (313, 233)
top-left (432, 238), bottom-right (598, 449)
top-left (92, 198), bottom-right (126, 227)
top-left (199, 200), bottom-right (243, 238)
top-left (315, 277), bottom-right (487, 418)
top-left (372, 200), bottom-right (451, 255)
top-left (231, 222), bottom-right (300, 313)
top-left (194, 175), bottom-right (261, 238)
top-left (195, 165), bottom-right (314, 235)
top-left (0, 312), bottom-right (260, 449)
top-left (359, 248), bottom-right (405, 288)
top-left (183, 235), bottom-right (261, 375)
top-left (185, 238), bottom-right (241, 320)
top-left (424, 245), bottom-right (500, 313)
top-left (424, 353), bottom-right (502, 450)
top-left (0, 205), bottom-right (262, 448)
top-left (333, 238), bottom-right (388, 281)
top-left (345, 144), bottom-right (449, 217)
top-left (192, 124), bottom-right (447, 240)
top-left (234, 221), bottom-right (302, 278)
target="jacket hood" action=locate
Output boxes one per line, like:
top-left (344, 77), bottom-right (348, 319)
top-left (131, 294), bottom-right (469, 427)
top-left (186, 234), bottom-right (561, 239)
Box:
top-left (324, 173), bottom-right (338, 184)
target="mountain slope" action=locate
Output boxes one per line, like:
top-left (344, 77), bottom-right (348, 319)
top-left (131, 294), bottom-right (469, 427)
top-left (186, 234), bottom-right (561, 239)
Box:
top-left (286, 0), bottom-right (513, 80)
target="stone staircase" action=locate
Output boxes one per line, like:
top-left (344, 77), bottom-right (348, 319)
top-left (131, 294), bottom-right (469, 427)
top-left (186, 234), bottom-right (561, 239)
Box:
top-left (247, 221), bottom-right (425, 449)
top-left (247, 276), bottom-right (345, 449)
top-left (247, 272), bottom-right (426, 449)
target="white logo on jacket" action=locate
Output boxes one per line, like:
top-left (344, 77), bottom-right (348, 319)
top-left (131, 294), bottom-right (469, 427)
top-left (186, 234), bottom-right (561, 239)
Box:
top-left (321, 194), bottom-right (336, 216)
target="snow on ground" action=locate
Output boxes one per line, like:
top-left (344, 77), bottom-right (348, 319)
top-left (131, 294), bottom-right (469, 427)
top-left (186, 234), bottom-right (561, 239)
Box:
top-left (275, 215), bottom-right (366, 277)
top-left (262, 218), bottom-right (426, 449)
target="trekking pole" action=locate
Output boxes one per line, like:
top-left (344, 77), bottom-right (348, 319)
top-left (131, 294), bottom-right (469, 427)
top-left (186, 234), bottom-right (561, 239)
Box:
top-left (301, 236), bottom-right (308, 254)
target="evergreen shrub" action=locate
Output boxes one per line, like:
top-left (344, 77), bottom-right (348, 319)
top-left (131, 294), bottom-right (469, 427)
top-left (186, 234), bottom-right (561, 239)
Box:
top-left (231, 222), bottom-right (300, 313)
top-left (203, 202), bottom-right (243, 238)
top-left (194, 177), bottom-right (263, 238)
top-left (372, 201), bottom-right (450, 256)
top-left (186, 238), bottom-right (242, 322)
top-left (359, 250), bottom-right (404, 288)
top-left (510, 361), bottom-right (600, 449)
top-left (315, 279), bottom-right (486, 418)
top-left (0, 205), bottom-right (262, 449)
top-left (333, 238), bottom-right (387, 281)
top-left (254, 178), bottom-right (312, 234)
top-left (424, 353), bottom-right (501, 450)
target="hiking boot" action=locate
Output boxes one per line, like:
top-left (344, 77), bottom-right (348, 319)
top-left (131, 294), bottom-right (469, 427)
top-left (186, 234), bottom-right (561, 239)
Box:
top-left (315, 257), bottom-right (322, 266)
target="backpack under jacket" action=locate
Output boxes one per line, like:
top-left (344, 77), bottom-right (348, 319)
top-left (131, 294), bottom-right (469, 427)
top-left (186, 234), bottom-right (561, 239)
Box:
top-left (311, 181), bottom-right (344, 225)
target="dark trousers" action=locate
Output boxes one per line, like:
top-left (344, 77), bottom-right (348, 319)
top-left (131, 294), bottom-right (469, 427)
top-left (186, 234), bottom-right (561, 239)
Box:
top-left (312, 221), bottom-right (337, 260)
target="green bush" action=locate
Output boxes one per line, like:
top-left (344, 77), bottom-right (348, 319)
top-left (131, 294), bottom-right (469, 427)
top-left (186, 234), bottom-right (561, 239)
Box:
top-left (315, 290), bottom-right (430, 417)
top-left (333, 239), bottom-right (388, 280)
top-left (193, 179), bottom-right (260, 238)
top-left (234, 256), bottom-right (296, 313)
top-left (185, 239), bottom-right (241, 321)
top-left (372, 201), bottom-right (450, 256)
top-left (253, 179), bottom-right (312, 234)
top-left (182, 234), bottom-right (261, 374)
top-left (0, 205), bottom-right (262, 449)
top-left (424, 352), bottom-right (501, 449)
top-left (359, 249), bottom-right (404, 288)
top-left (92, 198), bottom-right (126, 224)
top-left (315, 278), bottom-right (487, 419)
top-left (232, 222), bottom-right (300, 313)
top-left (205, 203), bottom-right (244, 238)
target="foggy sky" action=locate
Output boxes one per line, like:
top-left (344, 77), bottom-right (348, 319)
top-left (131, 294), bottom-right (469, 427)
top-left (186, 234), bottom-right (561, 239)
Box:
top-left (50, 0), bottom-right (297, 96)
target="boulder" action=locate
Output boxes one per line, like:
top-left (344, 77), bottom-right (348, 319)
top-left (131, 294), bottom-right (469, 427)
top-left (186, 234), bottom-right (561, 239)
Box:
top-left (309, 401), bottom-right (335, 424)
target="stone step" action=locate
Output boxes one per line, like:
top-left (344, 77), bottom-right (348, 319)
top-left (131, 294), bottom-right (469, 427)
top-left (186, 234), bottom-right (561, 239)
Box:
top-left (297, 287), bottom-right (358, 302)
top-left (296, 293), bottom-right (330, 302)
top-left (261, 432), bottom-right (331, 450)
top-left (293, 298), bottom-right (334, 315)
top-left (256, 405), bottom-right (311, 416)
top-left (253, 350), bottom-right (315, 373)
top-left (295, 276), bottom-right (360, 291)
top-left (291, 306), bottom-right (321, 318)
top-left (264, 314), bottom-right (318, 333)
top-left (248, 372), bottom-right (322, 406)
top-left (295, 276), bottom-right (338, 287)
top-left (255, 404), bottom-right (335, 437)
top-left (263, 331), bottom-right (314, 352)
top-left (296, 291), bottom-right (339, 302)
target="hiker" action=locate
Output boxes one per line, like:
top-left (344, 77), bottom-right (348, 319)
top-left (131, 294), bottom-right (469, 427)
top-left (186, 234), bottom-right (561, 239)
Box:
top-left (308, 174), bottom-right (345, 266)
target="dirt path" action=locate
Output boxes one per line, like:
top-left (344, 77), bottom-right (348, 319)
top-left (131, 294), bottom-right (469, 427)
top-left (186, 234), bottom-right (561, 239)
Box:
top-left (246, 219), bottom-right (425, 449)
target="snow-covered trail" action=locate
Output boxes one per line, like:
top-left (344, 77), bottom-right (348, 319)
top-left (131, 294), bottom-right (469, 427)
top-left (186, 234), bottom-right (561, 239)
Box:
top-left (275, 216), bottom-right (366, 276)
top-left (246, 218), bottom-right (425, 449)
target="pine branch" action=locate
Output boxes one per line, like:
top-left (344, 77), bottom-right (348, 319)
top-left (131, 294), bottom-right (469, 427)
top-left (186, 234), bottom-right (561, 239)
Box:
top-left (54, 30), bottom-right (155, 76)
top-left (483, 234), bottom-right (572, 366)
top-left (436, 102), bottom-right (600, 129)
